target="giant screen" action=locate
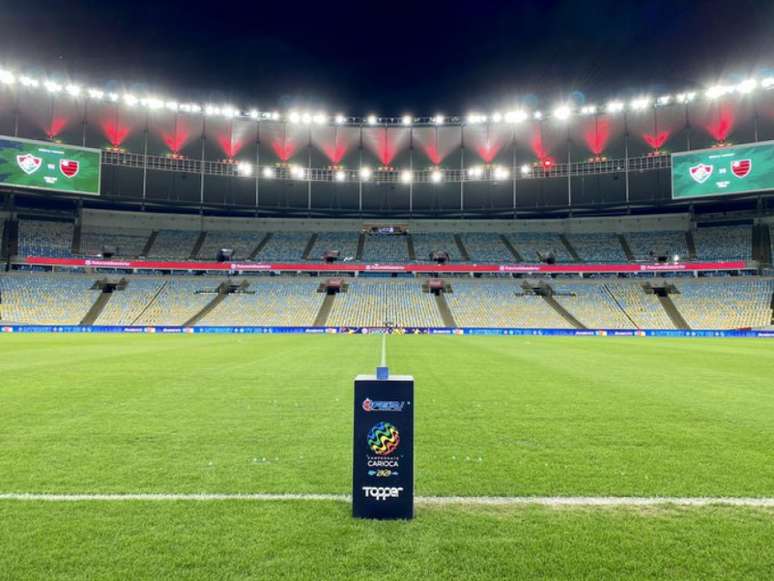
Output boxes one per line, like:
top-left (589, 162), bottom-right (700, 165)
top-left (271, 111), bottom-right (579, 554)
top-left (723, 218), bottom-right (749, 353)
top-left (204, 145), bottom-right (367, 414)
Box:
top-left (0, 135), bottom-right (101, 195)
top-left (672, 141), bottom-right (774, 199)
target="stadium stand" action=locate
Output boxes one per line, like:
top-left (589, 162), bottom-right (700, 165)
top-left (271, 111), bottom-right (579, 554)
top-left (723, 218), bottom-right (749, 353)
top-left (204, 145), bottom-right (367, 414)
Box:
top-left (200, 278), bottom-right (324, 326)
top-left (197, 231), bottom-right (265, 260)
top-left (0, 274), bottom-right (98, 324)
top-left (148, 229), bottom-right (200, 259)
top-left (461, 233), bottom-right (511, 262)
top-left (605, 282), bottom-right (675, 329)
top-left (411, 233), bottom-right (463, 262)
top-left (507, 232), bottom-right (572, 263)
top-left (693, 225), bottom-right (752, 260)
top-left (551, 282), bottom-right (633, 328)
top-left (306, 232), bottom-right (359, 262)
top-left (625, 231), bottom-right (690, 262)
top-left (361, 234), bottom-right (410, 262)
top-left (132, 279), bottom-right (220, 325)
top-left (565, 233), bottom-right (628, 262)
top-left (255, 232), bottom-right (311, 261)
top-left (94, 279), bottom-right (166, 325)
top-left (79, 226), bottom-right (153, 258)
top-left (444, 280), bottom-right (573, 328)
top-left (670, 278), bottom-right (773, 329)
top-left (18, 219), bottom-right (74, 258)
top-left (327, 279), bottom-right (442, 327)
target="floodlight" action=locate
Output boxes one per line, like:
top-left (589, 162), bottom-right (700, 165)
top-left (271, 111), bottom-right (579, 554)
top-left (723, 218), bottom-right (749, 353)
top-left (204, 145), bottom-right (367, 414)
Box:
top-left (288, 111), bottom-right (301, 124)
top-left (580, 105), bottom-right (597, 115)
top-left (467, 166), bottom-right (484, 179)
top-left (65, 84), bottom-right (81, 97)
top-left (630, 97), bottom-right (650, 111)
top-left (290, 164), bottom-right (305, 179)
top-left (505, 110), bottom-right (528, 123)
top-left (606, 100), bottom-right (624, 113)
top-left (262, 166), bottom-right (275, 179)
top-left (493, 166), bottom-right (510, 180)
top-left (359, 166), bottom-right (372, 180)
top-left (237, 162), bottom-right (253, 177)
top-left (335, 113), bottom-right (346, 125)
top-left (553, 105), bottom-right (571, 120)
top-left (335, 169), bottom-right (346, 182)
top-left (433, 114), bottom-right (445, 125)
top-left (367, 114), bottom-right (377, 125)
top-left (19, 76), bottom-right (39, 88)
top-left (0, 70), bottom-right (15, 84)
top-left (521, 164), bottom-right (531, 175)
top-left (430, 169), bottom-right (442, 183)
top-left (402, 115), bottom-right (412, 126)
top-left (400, 169), bottom-right (413, 184)
top-left (123, 93), bottom-right (138, 106)
top-left (736, 79), bottom-right (757, 94)
top-left (44, 80), bottom-right (62, 93)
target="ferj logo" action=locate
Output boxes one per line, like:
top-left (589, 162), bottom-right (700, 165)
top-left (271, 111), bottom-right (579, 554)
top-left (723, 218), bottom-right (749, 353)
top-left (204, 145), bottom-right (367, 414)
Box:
top-left (367, 421), bottom-right (400, 456)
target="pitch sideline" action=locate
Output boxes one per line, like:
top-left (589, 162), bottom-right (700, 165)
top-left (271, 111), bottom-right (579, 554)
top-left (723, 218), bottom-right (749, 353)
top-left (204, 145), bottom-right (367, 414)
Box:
top-left (1, 493), bottom-right (773, 507)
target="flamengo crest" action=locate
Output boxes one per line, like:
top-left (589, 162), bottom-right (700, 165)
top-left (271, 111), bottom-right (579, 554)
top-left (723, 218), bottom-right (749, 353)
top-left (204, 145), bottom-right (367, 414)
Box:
top-left (731, 159), bottom-right (751, 178)
top-left (59, 159), bottom-right (80, 178)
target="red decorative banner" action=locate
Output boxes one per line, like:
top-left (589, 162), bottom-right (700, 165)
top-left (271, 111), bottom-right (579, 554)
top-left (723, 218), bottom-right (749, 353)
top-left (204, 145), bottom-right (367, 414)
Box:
top-left (24, 256), bottom-right (750, 274)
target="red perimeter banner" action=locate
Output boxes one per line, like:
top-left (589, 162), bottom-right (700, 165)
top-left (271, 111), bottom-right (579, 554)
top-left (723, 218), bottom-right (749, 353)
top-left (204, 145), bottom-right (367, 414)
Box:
top-left (25, 256), bottom-right (750, 274)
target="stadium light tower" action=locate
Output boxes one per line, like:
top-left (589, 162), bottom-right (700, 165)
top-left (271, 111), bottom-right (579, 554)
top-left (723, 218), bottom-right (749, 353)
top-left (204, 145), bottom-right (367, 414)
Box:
top-left (367, 114), bottom-right (377, 125)
top-left (553, 104), bottom-right (572, 120)
top-left (433, 114), bottom-right (445, 125)
top-left (402, 115), bottom-right (412, 126)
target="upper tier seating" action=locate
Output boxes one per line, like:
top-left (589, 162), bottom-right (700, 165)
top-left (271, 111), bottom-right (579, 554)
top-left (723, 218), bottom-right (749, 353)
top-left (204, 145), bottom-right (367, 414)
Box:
top-left (551, 282), bottom-right (633, 328)
top-left (94, 279), bottom-right (166, 325)
top-left (444, 280), bottom-right (572, 328)
top-left (565, 233), bottom-right (627, 262)
top-left (132, 279), bottom-right (221, 325)
top-left (461, 233), bottom-right (511, 262)
top-left (306, 232), bottom-right (359, 262)
top-left (605, 282), bottom-right (675, 329)
top-left (327, 279), bottom-right (442, 327)
top-left (693, 225), bottom-right (752, 260)
top-left (507, 233), bottom-right (572, 263)
top-left (255, 232), bottom-right (311, 261)
top-left (411, 233), bottom-right (463, 262)
top-left (18, 219), bottom-right (73, 258)
top-left (79, 226), bottom-right (152, 258)
top-left (625, 231), bottom-right (690, 261)
top-left (200, 279), bottom-right (324, 326)
top-left (197, 231), bottom-right (266, 260)
top-left (362, 235), bottom-right (410, 262)
top-left (148, 230), bottom-right (200, 259)
top-left (0, 274), bottom-right (97, 324)
top-left (671, 279), bottom-right (773, 329)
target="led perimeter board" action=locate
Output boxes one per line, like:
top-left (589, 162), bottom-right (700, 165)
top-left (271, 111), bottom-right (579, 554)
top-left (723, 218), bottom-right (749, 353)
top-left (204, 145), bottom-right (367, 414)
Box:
top-left (672, 141), bottom-right (774, 199)
top-left (0, 135), bottom-right (101, 195)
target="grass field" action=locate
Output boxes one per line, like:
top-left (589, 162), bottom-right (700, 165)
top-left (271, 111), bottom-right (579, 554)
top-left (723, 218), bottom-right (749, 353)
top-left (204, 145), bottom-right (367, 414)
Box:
top-left (1, 334), bottom-right (773, 578)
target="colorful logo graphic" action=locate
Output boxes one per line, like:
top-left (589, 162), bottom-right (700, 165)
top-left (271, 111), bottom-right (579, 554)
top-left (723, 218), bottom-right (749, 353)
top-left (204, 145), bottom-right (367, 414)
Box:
top-left (362, 398), bottom-right (405, 412)
top-left (731, 159), bottom-right (751, 178)
top-left (367, 421), bottom-right (400, 456)
top-left (16, 153), bottom-right (42, 175)
top-left (59, 159), bottom-right (80, 178)
top-left (689, 163), bottom-right (713, 184)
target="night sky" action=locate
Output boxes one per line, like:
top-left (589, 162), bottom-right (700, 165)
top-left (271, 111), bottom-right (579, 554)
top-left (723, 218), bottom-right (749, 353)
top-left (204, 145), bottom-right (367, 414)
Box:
top-left (1, 0), bottom-right (773, 116)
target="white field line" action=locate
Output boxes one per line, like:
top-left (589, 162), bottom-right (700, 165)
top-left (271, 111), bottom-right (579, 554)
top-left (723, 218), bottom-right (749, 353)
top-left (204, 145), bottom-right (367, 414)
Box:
top-left (0, 493), bottom-right (773, 507)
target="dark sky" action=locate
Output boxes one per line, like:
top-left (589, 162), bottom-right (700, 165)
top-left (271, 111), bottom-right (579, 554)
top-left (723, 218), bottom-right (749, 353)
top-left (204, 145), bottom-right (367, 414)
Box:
top-left (1, 0), bottom-right (774, 116)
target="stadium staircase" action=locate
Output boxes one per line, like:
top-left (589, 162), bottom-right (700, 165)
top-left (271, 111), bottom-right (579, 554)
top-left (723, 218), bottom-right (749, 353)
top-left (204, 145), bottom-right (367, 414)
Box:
top-left (81, 280), bottom-right (126, 325)
top-left (141, 230), bottom-right (159, 257)
top-left (753, 224), bottom-right (772, 265)
top-left (302, 233), bottom-right (318, 260)
top-left (355, 233), bottom-right (365, 260)
top-left (313, 294), bottom-right (336, 326)
top-left (685, 231), bottom-right (697, 260)
top-left (190, 232), bottom-right (207, 259)
top-left (542, 294), bottom-right (586, 329)
top-left (434, 293), bottom-right (457, 328)
top-left (559, 235), bottom-right (582, 262)
top-left (618, 234), bottom-right (635, 261)
top-left (248, 233), bottom-right (273, 259)
top-left (406, 235), bottom-right (417, 261)
top-left (500, 235), bottom-right (523, 261)
top-left (454, 234), bottom-right (471, 261)
top-left (183, 281), bottom-right (245, 326)
top-left (0, 218), bottom-right (9, 260)
top-left (71, 223), bottom-right (82, 255)
top-left (657, 294), bottom-right (690, 330)
top-left (4, 219), bottom-right (18, 260)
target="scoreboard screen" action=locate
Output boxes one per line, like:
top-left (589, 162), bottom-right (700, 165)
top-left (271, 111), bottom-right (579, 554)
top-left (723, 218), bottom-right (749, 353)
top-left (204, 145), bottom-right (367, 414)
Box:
top-left (0, 135), bottom-right (101, 196)
top-left (672, 141), bottom-right (774, 199)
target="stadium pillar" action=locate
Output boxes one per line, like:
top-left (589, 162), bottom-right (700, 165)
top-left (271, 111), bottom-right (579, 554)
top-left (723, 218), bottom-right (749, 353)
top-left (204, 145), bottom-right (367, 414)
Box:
top-left (255, 119), bottom-right (261, 215)
top-left (567, 130), bottom-right (572, 207)
top-left (352, 354), bottom-right (414, 520)
top-left (307, 126), bottom-right (312, 214)
top-left (200, 117), bottom-right (206, 210)
top-left (511, 126), bottom-right (517, 218)
top-left (460, 124), bottom-right (464, 212)
top-left (409, 135), bottom-right (414, 215)
top-left (142, 112), bottom-right (149, 205)
top-left (358, 124), bottom-right (363, 214)
top-left (624, 111), bottom-right (630, 204)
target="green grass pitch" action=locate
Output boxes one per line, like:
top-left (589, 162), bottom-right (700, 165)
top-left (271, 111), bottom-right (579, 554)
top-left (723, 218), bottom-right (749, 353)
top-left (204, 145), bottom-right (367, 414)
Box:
top-left (1, 334), bottom-right (773, 578)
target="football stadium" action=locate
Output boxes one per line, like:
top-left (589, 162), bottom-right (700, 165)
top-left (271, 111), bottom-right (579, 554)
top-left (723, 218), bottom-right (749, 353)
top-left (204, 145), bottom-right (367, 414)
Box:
top-left (2, 3), bottom-right (774, 578)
